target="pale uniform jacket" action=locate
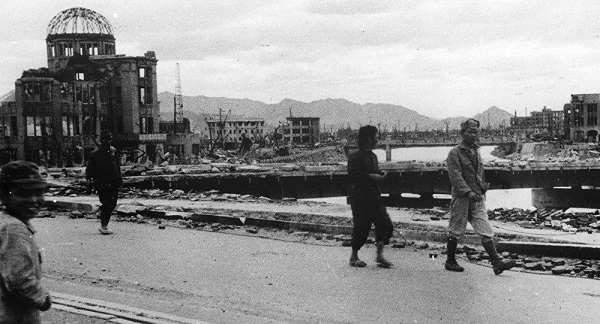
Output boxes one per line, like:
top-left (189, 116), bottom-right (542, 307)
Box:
top-left (446, 142), bottom-right (489, 197)
top-left (0, 212), bottom-right (49, 323)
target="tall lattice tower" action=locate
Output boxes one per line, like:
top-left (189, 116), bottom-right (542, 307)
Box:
top-left (173, 63), bottom-right (184, 133)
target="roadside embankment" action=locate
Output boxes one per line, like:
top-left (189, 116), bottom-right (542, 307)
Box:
top-left (45, 193), bottom-right (600, 260)
top-left (42, 196), bottom-right (600, 280)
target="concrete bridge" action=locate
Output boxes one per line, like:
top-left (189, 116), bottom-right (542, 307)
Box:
top-left (125, 162), bottom-right (600, 209)
top-left (375, 138), bottom-right (515, 149)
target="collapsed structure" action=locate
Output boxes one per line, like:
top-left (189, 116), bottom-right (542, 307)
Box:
top-left (0, 7), bottom-right (198, 166)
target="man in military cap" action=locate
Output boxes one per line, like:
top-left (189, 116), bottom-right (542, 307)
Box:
top-left (0, 161), bottom-right (52, 322)
top-left (445, 118), bottom-right (515, 274)
top-left (86, 130), bottom-right (122, 235)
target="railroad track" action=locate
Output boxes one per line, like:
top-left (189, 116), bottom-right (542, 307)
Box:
top-left (51, 292), bottom-right (207, 324)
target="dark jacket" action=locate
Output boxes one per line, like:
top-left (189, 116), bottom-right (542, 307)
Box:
top-left (0, 212), bottom-right (49, 323)
top-left (447, 142), bottom-right (488, 197)
top-left (347, 149), bottom-right (382, 203)
top-left (85, 146), bottom-right (122, 185)
top-left (239, 137), bottom-right (253, 153)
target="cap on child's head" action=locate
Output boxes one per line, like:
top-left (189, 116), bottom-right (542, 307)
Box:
top-left (0, 161), bottom-right (47, 194)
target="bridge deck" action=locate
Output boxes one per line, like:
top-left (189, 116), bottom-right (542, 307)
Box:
top-left (124, 163), bottom-right (600, 200)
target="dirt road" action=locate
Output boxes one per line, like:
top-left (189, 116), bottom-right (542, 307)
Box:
top-left (36, 215), bottom-right (600, 323)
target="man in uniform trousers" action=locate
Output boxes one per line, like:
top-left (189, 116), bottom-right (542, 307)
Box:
top-left (445, 118), bottom-right (515, 275)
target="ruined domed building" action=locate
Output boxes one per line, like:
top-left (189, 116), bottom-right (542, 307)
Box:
top-left (0, 7), bottom-right (166, 166)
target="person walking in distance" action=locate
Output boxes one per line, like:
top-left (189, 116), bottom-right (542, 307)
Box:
top-left (445, 118), bottom-right (515, 274)
top-left (86, 130), bottom-right (122, 235)
top-left (0, 161), bottom-right (52, 323)
top-left (347, 125), bottom-right (393, 268)
top-left (238, 133), bottom-right (253, 156)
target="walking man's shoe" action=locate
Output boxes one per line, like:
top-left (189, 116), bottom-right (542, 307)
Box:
top-left (99, 227), bottom-right (113, 235)
top-left (492, 258), bottom-right (515, 275)
top-left (375, 256), bottom-right (393, 268)
top-left (445, 260), bottom-right (465, 272)
top-left (349, 258), bottom-right (367, 267)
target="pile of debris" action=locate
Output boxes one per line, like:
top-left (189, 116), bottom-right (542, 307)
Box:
top-left (46, 183), bottom-right (283, 204)
top-left (121, 188), bottom-right (278, 203)
top-left (46, 183), bottom-right (89, 197)
top-left (46, 161), bottom-right (347, 186)
top-left (488, 207), bottom-right (600, 233)
top-left (119, 161), bottom-right (345, 177)
top-left (458, 246), bottom-right (600, 278)
top-left (487, 142), bottom-right (600, 168)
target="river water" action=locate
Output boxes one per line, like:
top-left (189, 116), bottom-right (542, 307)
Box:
top-left (304, 145), bottom-right (535, 210)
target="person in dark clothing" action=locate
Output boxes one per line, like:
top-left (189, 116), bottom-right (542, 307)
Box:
top-left (347, 125), bottom-right (393, 268)
top-left (239, 133), bottom-right (253, 156)
top-left (445, 118), bottom-right (515, 274)
top-left (0, 161), bottom-right (52, 323)
top-left (86, 130), bottom-right (122, 235)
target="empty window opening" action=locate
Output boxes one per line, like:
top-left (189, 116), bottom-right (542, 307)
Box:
top-left (139, 87), bottom-right (146, 104)
top-left (26, 116), bottom-right (52, 137)
top-left (139, 117), bottom-right (147, 134)
top-left (588, 104), bottom-right (598, 126)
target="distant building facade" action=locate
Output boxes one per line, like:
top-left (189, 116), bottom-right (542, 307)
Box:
top-left (530, 106), bottom-right (564, 138)
top-left (282, 117), bottom-right (320, 145)
top-left (508, 106), bottom-right (564, 140)
top-left (159, 118), bottom-right (191, 134)
top-left (202, 115), bottom-right (266, 145)
top-left (564, 94), bottom-right (600, 142)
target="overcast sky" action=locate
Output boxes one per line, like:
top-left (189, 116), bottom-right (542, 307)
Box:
top-left (2, 0), bottom-right (600, 118)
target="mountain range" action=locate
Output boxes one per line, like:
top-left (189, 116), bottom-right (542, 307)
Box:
top-left (157, 92), bottom-right (513, 131)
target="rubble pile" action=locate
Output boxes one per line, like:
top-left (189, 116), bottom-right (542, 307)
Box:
top-left (121, 188), bottom-right (277, 203)
top-left (121, 162), bottom-right (255, 177)
top-left (487, 142), bottom-right (600, 168)
top-left (120, 161), bottom-right (346, 177)
top-left (457, 246), bottom-right (600, 279)
top-left (46, 182), bottom-right (287, 204)
top-left (488, 207), bottom-right (600, 233)
top-left (258, 146), bottom-right (348, 163)
top-left (45, 183), bottom-right (89, 197)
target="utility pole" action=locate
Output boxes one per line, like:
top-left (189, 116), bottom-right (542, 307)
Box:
top-left (219, 108), bottom-right (223, 145)
top-left (173, 63), bottom-right (183, 134)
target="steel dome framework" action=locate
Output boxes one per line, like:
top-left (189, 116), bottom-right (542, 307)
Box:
top-left (47, 7), bottom-right (114, 35)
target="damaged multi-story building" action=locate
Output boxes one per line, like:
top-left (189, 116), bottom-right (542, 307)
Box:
top-left (509, 106), bottom-right (564, 140)
top-left (202, 114), bottom-right (267, 149)
top-left (282, 116), bottom-right (320, 145)
top-left (564, 94), bottom-right (600, 142)
top-left (0, 7), bottom-right (195, 166)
